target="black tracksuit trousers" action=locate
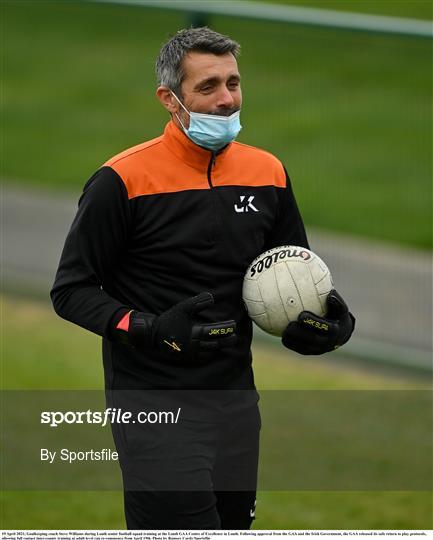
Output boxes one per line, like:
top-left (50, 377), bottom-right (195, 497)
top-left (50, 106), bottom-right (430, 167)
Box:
top-left (115, 404), bottom-right (261, 529)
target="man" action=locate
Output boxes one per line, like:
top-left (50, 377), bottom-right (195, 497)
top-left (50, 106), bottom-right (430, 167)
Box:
top-left (51, 27), bottom-right (354, 530)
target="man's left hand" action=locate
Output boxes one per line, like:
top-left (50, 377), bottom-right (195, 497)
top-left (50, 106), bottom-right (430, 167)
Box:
top-left (281, 290), bottom-right (355, 355)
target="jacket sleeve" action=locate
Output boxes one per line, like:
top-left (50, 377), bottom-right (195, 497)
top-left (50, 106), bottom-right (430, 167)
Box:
top-left (265, 167), bottom-right (309, 250)
top-left (50, 166), bottom-right (132, 338)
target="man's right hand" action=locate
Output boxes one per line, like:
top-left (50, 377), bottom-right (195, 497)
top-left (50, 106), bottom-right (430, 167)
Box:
top-left (123, 292), bottom-right (237, 356)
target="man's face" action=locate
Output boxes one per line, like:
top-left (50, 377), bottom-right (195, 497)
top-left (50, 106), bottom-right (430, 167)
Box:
top-left (177, 51), bottom-right (242, 127)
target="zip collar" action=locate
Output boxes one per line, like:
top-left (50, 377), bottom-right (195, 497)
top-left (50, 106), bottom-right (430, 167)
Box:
top-left (161, 120), bottom-right (230, 172)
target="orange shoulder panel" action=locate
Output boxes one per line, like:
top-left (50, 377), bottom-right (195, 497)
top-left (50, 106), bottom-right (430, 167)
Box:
top-left (103, 137), bottom-right (208, 199)
top-left (214, 142), bottom-right (286, 188)
top-left (102, 123), bottom-right (286, 198)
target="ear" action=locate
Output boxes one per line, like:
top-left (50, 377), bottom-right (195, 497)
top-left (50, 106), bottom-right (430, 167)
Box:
top-left (156, 86), bottom-right (179, 114)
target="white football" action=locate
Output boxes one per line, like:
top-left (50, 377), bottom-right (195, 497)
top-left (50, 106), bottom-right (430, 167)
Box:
top-left (242, 245), bottom-right (333, 336)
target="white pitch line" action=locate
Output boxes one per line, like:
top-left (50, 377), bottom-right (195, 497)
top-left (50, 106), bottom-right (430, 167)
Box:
top-left (90, 0), bottom-right (433, 38)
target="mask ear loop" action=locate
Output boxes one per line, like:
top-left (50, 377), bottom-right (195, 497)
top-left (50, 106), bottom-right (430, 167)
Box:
top-left (171, 91), bottom-right (190, 132)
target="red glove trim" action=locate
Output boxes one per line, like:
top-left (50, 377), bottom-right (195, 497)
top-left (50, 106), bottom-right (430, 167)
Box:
top-left (116, 310), bottom-right (132, 332)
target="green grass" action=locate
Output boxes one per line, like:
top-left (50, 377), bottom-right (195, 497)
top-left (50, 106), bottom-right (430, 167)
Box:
top-left (2, 491), bottom-right (431, 530)
top-left (2, 1), bottom-right (431, 248)
top-left (255, 491), bottom-right (433, 529)
top-left (1, 295), bottom-right (431, 529)
top-left (252, 0), bottom-right (433, 19)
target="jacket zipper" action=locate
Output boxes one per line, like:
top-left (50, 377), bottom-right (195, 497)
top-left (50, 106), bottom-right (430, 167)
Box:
top-left (206, 152), bottom-right (219, 243)
top-left (207, 153), bottom-right (216, 188)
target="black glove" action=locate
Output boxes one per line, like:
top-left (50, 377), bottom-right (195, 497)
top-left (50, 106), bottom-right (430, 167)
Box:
top-left (282, 289), bottom-right (355, 355)
top-left (128, 292), bottom-right (237, 356)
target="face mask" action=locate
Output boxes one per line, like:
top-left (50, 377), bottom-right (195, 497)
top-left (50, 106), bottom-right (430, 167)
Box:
top-left (171, 92), bottom-right (242, 152)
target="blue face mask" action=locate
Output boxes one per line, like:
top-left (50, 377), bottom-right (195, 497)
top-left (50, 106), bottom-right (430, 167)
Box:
top-left (172, 92), bottom-right (242, 152)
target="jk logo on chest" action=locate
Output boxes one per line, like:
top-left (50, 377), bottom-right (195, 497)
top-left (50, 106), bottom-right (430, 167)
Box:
top-left (234, 195), bottom-right (259, 213)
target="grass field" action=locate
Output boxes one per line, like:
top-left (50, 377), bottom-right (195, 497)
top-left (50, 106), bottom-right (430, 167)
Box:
top-left (1, 295), bottom-right (431, 530)
top-left (251, 0), bottom-right (433, 19)
top-left (2, 1), bottom-right (432, 248)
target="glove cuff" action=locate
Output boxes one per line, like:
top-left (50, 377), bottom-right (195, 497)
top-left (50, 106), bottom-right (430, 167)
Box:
top-left (123, 311), bottom-right (157, 349)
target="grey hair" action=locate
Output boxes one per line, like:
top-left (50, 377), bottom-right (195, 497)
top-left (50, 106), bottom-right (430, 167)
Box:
top-left (156, 27), bottom-right (240, 97)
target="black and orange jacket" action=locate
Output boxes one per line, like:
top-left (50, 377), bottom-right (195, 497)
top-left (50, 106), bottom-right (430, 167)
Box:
top-left (51, 121), bottom-right (308, 390)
